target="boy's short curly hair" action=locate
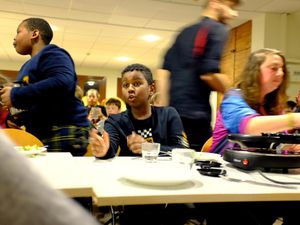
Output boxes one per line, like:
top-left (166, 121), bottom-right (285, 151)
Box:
top-left (121, 63), bottom-right (153, 85)
top-left (23, 18), bottom-right (53, 45)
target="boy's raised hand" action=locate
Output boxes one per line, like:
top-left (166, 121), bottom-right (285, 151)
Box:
top-left (89, 128), bottom-right (109, 157)
top-left (0, 86), bottom-right (12, 107)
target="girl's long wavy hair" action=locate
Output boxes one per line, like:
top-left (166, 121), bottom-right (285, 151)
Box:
top-left (235, 48), bottom-right (289, 115)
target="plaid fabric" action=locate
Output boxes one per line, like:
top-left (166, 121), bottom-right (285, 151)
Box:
top-left (42, 125), bottom-right (90, 156)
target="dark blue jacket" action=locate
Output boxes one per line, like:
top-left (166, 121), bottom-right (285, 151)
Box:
top-left (10, 44), bottom-right (89, 139)
top-left (162, 17), bottom-right (228, 120)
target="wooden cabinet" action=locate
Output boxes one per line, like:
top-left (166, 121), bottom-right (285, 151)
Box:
top-left (217, 21), bottom-right (252, 106)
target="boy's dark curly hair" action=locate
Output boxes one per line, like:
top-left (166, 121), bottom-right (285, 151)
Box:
top-left (121, 63), bottom-right (153, 85)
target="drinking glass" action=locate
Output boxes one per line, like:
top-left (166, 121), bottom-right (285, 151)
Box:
top-left (141, 142), bottom-right (160, 163)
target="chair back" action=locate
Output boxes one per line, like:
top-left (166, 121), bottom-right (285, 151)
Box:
top-left (0, 128), bottom-right (43, 147)
top-left (84, 144), bottom-right (93, 156)
top-left (201, 136), bottom-right (213, 152)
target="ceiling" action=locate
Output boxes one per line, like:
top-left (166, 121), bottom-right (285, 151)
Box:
top-left (1, 0), bottom-right (300, 72)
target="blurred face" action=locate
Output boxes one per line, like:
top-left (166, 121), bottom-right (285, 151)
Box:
top-left (260, 53), bottom-right (284, 96)
top-left (13, 21), bottom-right (33, 55)
top-left (121, 70), bottom-right (154, 108)
top-left (296, 91), bottom-right (300, 105)
top-left (217, 0), bottom-right (239, 23)
top-left (87, 91), bottom-right (99, 107)
top-left (106, 104), bottom-right (120, 116)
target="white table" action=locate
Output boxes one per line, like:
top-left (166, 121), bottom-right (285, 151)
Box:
top-left (27, 154), bottom-right (300, 205)
top-left (90, 157), bottom-right (300, 206)
top-left (28, 152), bottom-right (93, 197)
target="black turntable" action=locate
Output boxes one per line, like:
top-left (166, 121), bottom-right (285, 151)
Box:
top-left (223, 133), bottom-right (300, 170)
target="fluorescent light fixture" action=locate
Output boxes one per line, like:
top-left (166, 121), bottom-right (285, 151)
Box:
top-left (140, 34), bottom-right (160, 42)
top-left (115, 56), bottom-right (132, 62)
top-left (87, 81), bottom-right (95, 86)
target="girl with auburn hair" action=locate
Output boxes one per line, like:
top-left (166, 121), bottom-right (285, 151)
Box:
top-left (210, 48), bottom-right (300, 154)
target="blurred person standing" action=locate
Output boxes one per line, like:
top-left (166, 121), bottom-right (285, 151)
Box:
top-left (295, 90), bottom-right (300, 112)
top-left (0, 18), bottom-right (90, 156)
top-left (157, 0), bottom-right (241, 151)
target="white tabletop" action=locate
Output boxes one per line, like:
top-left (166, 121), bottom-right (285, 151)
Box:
top-left (90, 157), bottom-right (300, 206)
top-left (27, 154), bottom-right (300, 205)
top-left (28, 152), bottom-right (93, 197)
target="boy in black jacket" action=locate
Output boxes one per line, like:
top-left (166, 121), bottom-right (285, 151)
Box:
top-left (90, 63), bottom-right (188, 158)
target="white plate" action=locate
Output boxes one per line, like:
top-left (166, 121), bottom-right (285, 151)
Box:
top-left (194, 152), bottom-right (221, 162)
top-left (14, 146), bottom-right (47, 155)
top-left (122, 163), bottom-right (192, 186)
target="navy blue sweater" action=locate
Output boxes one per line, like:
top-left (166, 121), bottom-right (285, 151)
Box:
top-left (11, 44), bottom-right (89, 139)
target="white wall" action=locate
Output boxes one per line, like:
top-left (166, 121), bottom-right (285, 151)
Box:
top-left (285, 11), bottom-right (300, 100)
top-left (252, 12), bottom-right (300, 101)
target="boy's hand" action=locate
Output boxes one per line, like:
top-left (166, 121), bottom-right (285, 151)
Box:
top-left (0, 87), bottom-right (12, 107)
top-left (127, 131), bottom-right (145, 154)
top-left (89, 128), bottom-right (109, 157)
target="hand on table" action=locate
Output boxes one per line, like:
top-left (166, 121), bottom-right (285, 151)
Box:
top-left (282, 144), bottom-right (300, 153)
top-left (127, 131), bottom-right (145, 154)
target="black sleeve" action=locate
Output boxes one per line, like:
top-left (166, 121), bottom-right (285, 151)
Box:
top-left (160, 107), bottom-right (189, 152)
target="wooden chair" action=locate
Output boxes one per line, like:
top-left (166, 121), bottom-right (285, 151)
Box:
top-left (84, 144), bottom-right (93, 156)
top-left (200, 136), bottom-right (213, 152)
top-left (0, 128), bottom-right (43, 147)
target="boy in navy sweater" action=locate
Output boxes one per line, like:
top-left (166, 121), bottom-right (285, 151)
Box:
top-left (0, 18), bottom-right (89, 156)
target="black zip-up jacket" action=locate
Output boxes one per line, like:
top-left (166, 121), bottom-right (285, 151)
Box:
top-left (100, 106), bottom-right (189, 159)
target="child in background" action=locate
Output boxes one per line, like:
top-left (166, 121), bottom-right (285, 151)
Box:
top-left (105, 97), bottom-right (121, 116)
top-left (285, 100), bottom-right (297, 113)
top-left (86, 89), bottom-right (107, 124)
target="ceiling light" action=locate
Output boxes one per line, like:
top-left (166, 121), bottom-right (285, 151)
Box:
top-left (140, 34), bottom-right (160, 42)
top-left (115, 56), bottom-right (132, 62)
top-left (87, 81), bottom-right (95, 86)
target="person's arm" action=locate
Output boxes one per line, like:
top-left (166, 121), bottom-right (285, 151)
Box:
top-left (245, 113), bottom-right (300, 134)
top-left (200, 73), bottom-right (231, 93)
top-left (221, 91), bottom-right (300, 134)
top-left (0, 136), bottom-right (101, 225)
top-left (155, 69), bottom-right (171, 106)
